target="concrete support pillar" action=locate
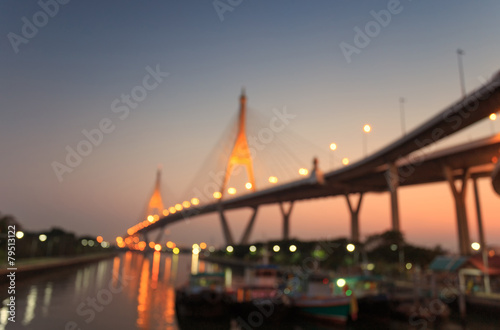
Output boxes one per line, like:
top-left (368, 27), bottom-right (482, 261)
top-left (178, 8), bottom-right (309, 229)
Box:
top-left (385, 163), bottom-right (401, 232)
top-left (240, 207), bottom-right (259, 245)
top-left (443, 166), bottom-right (471, 255)
top-left (345, 193), bottom-right (364, 242)
top-left (154, 228), bottom-right (164, 244)
top-left (218, 207), bottom-right (234, 246)
top-left (473, 178), bottom-right (491, 293)
top-left (279, 201), bottom-right (294, 240)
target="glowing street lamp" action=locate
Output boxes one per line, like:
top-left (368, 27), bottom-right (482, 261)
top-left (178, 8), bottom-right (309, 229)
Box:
top-left (471, 242), bottom-right (481, 251)
top-left (228, 187), bottom-right (237, 195)
top-left (16, 231), bottom-right (24, 239)
top-left (363, 124), bottom-right (371, 157)
top-left (342, 158), bottom-right (349, 166)
top-left (346, 243), bottom-right (355, 252)
top-left (330, 143), bottom-right (337, 168)
top-left (213, 191), bottom-right (222, 199)
top-left (245, 182), bottom-right (253, 190)
top-left (298, 168), bottom-right (308, 176)
top-left (269, 176), bottom-right (278, 184)
top-left (490, 113), bottom-right (497, 134)
top-left (191, 198), bottom-right (200, 205)
top-left (39, 234), bottom-right (47, 242)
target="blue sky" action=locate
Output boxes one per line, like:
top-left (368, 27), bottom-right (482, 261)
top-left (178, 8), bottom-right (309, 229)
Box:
top-left (1, 0), bottom-right (499, 251)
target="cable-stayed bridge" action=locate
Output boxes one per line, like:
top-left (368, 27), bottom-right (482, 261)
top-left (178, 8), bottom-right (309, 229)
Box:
top-left (122, 71), bottom-right (500, 256)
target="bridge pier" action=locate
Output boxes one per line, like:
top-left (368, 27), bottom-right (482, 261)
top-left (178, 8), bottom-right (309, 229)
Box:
top-left (344, 193), bottom-right (364, 242)
top-left (279, 201), bottom-right (294, 240)
top-left (141, 232), bottom-right (149, 246)
top-left (443, 166), bottom-right (471, 255)
top-left (473, 177), bottom-right (491, 293)
top-left (218, 207), bottom-right (235, 246)
top-left (240, 206), bottom-right (259, 245)
top-left (385, 163), bottom-right (401, 232)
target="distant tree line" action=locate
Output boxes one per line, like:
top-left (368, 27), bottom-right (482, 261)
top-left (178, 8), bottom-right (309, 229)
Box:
top-left (0, 213), bottom-right (110, 262)
top-left (212, 230), bottom-right (445, 276)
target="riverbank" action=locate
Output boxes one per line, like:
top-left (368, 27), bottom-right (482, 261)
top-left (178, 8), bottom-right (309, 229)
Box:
top-left (0, 252), bottom-right (118, 282)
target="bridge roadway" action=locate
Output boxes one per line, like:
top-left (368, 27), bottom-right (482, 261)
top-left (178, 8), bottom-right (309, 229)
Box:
top-left (132, 71), bottom-right (500, 255)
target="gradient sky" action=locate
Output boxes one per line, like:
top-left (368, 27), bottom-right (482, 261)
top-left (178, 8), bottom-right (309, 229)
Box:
top-left (1, 0), bottom-right (499, 253)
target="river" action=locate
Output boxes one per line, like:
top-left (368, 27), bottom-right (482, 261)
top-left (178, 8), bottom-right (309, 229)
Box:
top-left (0, 252), bottom-right (497, 329)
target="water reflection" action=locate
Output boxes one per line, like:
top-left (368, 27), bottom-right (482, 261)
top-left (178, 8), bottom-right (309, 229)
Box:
top-left (2, 252), bottom-right (495, 330)
top-left (151, 251), bottom-right (161, 288)
top-left (137, 258), bottom-right (150, 329)
top-left (22, 285), bottom-right (37, 325)
top-left (42, 282), bottom-right (53, 317)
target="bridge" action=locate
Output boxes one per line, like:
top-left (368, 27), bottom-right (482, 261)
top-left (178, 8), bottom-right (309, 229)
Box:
top-left (123, 71), bottom-right (500, 256)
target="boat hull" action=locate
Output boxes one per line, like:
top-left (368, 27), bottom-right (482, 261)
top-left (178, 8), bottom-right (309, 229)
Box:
top-left (175, 289), bottom-right (230, 320)
top-left (293, 296), bottom-right (351, 324)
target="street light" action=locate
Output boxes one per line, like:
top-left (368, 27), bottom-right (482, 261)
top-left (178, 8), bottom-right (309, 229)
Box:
top-left (342, 158), bottom-right (349, 166)
top-left (363, 124), bottom-right (371, 157)
top-left (346, 243), bottom-right (355, 252)
top-left (400, 97), bottom-right (406, 136)
top-left (330, 143), bottom-right (337, 169)
top-left (457, 49), bottom-right (466, 97)
top-left (490, 113), bottom-right (497, 134)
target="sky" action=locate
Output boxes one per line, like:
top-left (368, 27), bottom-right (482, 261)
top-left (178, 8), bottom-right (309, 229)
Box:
top-left (1, 0), bottom-right (499, 253)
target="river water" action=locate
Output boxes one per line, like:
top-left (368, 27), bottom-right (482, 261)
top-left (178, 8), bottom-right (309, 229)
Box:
top-left (0, 252), bottom-right (497, 330)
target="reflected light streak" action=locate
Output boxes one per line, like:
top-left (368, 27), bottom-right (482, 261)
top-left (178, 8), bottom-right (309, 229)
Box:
top-left (225, 268), bottom-right (232, 289)
top-left (42, 282), bottom-right (53, 317)
top-left (199, 260), bottom-right (205, 273)
top-left (74, 268), bottom-right (83, 298)
top-left (112, 256), bottom-right (121, 288)
top-left (22, 286), bottom-right (38, 326)
top-left (136, 259), bottom-right (150, 329)
top-left (191, 251), bottom-right (199, 275)
top-left (0, 301), bottom-right (8, 330)
top-left (163, 287), bottom-right (176, 330)
top-left (164, 256), bottom-right (172, 283)
top-left (171, 255), bottom-right (178, 284)
top-left (151, 251), bottom-right (161, 289)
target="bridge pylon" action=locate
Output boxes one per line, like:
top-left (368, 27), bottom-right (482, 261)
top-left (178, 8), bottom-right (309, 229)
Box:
top-left (218, 90), bottom-right (259, 246)
top-left (221, 89), bottom-right (256, 197)
top-left (147, 166), bottom-right (164, 216)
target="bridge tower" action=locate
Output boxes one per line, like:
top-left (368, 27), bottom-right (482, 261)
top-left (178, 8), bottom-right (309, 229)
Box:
top-left (142, 166), bottom-right (165, 245)
top-left (221, 89), bottom-right (256, 197)
top-left (147, 166), bottom-right (164, 216)
top-left (218, 89), bottom-right (259, 246)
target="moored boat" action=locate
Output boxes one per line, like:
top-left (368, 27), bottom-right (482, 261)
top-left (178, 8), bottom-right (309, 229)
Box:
top-left (175, 272), bottom-right (231, 320)
top-left (288, 273), bottom-right (357, 324)
top-left (230, 265), bottom-right (291, 323)
top-left (293, 295), bottom-right (352, 324)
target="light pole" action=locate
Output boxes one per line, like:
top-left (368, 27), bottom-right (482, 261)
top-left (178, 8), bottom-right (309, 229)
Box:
top-left (363, 124), bottom-right (371, 157)
top-left (329, 142), bottom-right (337, 169)
top-left (457, 49), bottom-right (466, 98)
top-left (490, 113), bottom-right (497, 135)
top-left (400, 97), bottom-right (406, 136)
